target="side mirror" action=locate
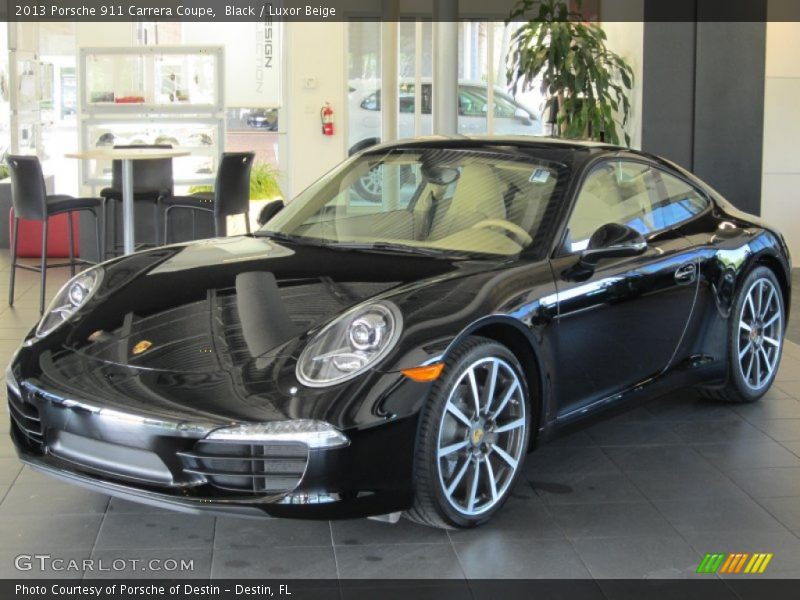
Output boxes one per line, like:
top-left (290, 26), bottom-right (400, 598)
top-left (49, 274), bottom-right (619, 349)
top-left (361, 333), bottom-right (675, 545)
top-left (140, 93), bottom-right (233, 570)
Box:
top-left (581, 223), bottom-right (647, 267)
top-left (257, 200), bottom-right (284, 226)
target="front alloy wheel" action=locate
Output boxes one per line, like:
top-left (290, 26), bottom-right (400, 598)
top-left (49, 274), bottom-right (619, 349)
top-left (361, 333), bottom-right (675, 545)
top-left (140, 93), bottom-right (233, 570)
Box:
top-left (406, 337), bottom-right (531, 529)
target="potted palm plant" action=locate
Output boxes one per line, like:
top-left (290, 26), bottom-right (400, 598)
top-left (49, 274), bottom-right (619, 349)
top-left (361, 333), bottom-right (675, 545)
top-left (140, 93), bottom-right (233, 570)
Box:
top-left (240, 161), bottom-right (284, 234)
top-left (507, 0), bottom-right (634, 145)
top-left (190, 161), bottom-right (283, 235)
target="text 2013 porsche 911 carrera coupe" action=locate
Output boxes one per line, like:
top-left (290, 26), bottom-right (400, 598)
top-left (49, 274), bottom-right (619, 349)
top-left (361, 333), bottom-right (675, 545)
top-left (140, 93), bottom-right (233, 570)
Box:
top-left (7, 137), bottom-right (791, 529)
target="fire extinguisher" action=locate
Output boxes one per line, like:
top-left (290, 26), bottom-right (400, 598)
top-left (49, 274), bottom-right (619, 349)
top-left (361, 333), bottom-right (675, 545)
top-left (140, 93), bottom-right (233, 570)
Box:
top-left (321, 102), bottom-right (334, 136)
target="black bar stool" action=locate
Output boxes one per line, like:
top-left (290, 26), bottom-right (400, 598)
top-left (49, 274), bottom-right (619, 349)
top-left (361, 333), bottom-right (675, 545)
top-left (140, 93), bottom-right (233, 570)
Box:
top-left (6, 155), bottom-right (104, 314)
top-left (160, 152), bottom-right (255, 243)
top-left (101, 144), bottom-right (174, 258)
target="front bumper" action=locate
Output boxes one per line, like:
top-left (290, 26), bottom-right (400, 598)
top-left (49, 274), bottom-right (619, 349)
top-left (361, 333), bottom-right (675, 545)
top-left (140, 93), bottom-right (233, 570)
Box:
top-left (8, 375), bottom-right (417, 519)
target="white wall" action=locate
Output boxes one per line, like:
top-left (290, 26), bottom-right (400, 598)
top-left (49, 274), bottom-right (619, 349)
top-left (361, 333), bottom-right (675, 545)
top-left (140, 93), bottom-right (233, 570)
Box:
top-left (8, 21), bottom-right (39, 52)
top-left (283, 22), bottom-right (347, 198)
top-left (761, 22), bottom-right (800, 266)
top-left (75, 22), bottom-right (134, 48)
top-left (602, 21), bottom-right (644, 150)
top-left (182, 22), bottom-right (282, 108)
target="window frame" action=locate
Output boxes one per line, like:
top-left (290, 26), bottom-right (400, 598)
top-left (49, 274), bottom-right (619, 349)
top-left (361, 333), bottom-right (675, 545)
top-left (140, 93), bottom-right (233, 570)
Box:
top-left (553, 156), bottom-right (714, 258)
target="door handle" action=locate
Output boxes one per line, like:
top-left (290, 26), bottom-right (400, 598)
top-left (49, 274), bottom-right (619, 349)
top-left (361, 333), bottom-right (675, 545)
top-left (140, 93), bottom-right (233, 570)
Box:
top-left (675, 263), bottom-right (697, 284)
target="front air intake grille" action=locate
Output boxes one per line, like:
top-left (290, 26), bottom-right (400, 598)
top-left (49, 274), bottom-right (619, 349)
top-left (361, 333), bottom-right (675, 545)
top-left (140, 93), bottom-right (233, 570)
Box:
top-left (178, 440), bottom-right (309, 494)
top-left (8, 385), bottom-right (43, 450)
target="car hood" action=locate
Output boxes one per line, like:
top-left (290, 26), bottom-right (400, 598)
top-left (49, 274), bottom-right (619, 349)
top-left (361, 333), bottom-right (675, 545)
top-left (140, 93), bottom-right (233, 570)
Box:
top-left (55, 236), bottom-right (493, 374)
top-left (21, 236), bottom-right (544, 426)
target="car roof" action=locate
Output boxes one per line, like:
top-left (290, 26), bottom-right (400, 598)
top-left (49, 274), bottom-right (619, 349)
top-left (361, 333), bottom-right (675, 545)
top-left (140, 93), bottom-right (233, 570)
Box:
top-left (366, 134), bottom-right (625, 154)
top-left (353, 81), bottom-right (522, 100)
top-left (353, 78), bottom-right (528, 88)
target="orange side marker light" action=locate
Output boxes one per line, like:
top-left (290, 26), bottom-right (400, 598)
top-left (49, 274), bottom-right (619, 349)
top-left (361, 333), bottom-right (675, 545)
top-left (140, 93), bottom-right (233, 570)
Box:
top-left (401, 363), bottom-right (445, 382)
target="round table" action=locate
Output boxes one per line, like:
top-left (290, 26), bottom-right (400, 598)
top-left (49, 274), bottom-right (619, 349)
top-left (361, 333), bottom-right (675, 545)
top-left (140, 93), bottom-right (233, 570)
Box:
top-left (67, 148), bottom-right (190, 255)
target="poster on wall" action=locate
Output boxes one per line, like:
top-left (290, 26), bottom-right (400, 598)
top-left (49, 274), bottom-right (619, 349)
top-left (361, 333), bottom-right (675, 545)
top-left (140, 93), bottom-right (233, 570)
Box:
top-left (181, 21), bottom-right (281, 108)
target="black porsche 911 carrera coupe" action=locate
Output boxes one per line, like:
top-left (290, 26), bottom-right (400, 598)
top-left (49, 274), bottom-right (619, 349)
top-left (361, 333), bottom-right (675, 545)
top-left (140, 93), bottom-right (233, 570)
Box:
top-left (7, 136), bottom-right (791, 529)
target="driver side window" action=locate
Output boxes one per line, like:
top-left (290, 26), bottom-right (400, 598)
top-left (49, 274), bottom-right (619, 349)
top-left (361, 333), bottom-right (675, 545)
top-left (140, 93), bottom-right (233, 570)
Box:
top-left (566, 161), bottom-right (654, 252)
top-left (565, 160), bottom-right (709, 253)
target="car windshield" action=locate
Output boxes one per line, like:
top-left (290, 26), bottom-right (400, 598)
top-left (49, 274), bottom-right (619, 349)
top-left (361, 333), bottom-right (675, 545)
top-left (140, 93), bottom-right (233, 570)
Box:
top-left (259, 148), bottom-right (567, 257)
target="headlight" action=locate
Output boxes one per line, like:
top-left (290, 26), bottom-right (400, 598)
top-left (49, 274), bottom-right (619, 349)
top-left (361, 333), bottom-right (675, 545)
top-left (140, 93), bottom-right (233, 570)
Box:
top-left (36, 267), bottom-right (103, 338)
top-left (296, 301), bottom-right (402, 387)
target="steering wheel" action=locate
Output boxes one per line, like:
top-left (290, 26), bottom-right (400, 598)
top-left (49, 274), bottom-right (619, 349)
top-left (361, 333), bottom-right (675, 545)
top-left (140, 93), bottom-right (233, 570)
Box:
top-left (471, 219), bottom-right (533, 246)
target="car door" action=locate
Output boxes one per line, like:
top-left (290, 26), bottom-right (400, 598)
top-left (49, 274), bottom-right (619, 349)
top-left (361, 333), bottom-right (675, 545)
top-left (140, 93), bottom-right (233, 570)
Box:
top-left (548, 159), bottom-right (706, 419)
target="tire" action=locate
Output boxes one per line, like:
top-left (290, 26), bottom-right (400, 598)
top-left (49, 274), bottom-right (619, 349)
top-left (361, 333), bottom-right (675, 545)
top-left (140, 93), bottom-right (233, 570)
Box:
top-left (701, 266), bottom-right (785, 403)
top-left (405, 336), bottom-right (532, 529)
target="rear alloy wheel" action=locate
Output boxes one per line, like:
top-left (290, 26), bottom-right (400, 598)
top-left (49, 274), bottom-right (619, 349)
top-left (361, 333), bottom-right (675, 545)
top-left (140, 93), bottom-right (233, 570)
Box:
top-left (702, 266), bottom-right (785, 403)
top-left (406, 337), bottom-right (531, 529)
top-left (738, 276), bottom-right (783, 391)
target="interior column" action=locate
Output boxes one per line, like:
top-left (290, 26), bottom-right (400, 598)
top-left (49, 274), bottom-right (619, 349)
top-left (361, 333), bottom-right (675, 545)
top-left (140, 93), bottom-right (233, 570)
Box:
top-left (432, 0), bottom-right (458, 135)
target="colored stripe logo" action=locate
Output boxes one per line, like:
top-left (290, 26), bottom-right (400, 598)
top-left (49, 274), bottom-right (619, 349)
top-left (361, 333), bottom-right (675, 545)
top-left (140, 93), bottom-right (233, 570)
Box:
top-left (697, 553), bottom-right (773, 574)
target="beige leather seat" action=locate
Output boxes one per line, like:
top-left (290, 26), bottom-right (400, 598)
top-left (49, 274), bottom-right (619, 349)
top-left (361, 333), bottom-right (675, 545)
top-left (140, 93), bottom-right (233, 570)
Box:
top-left (569, 190), bottom-right (613, 245)
top-left (429, 164), bottom-right (506, 240)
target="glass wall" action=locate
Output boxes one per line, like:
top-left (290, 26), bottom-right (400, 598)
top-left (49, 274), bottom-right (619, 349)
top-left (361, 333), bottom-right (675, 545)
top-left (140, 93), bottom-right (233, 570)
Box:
top-left (398, 21), bottom-right (433, 138)
top-left (38, 23), bottom-right (79, 193)
top-left (458, 21), bottom-right (488, 135)
top-left (490, 21), bottom-right (546, 136)
top-left (457, 21), bottom-right (546, 137)
top-left (347, 20), bottom-right (381, 154)
top-left (346, 19), bottom-right (545, 152)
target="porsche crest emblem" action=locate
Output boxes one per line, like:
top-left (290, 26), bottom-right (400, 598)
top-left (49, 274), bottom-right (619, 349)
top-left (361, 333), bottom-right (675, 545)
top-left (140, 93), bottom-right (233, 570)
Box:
top-left (132, 340), bottom-right (153, 355)
top-left (471, 428), bottom-right (485, 446)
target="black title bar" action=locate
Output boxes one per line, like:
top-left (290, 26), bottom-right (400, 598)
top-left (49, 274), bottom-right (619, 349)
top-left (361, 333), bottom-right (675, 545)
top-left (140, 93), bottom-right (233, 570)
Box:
top-left (6, 579), bottom-right (800, 600)
top-left (2, 0), bottom-right (799, 22)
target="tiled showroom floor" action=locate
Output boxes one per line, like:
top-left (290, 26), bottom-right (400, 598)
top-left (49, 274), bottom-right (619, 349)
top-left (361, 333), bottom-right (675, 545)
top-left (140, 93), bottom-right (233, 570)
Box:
top-left (0, 254), bottom-right (800, 586)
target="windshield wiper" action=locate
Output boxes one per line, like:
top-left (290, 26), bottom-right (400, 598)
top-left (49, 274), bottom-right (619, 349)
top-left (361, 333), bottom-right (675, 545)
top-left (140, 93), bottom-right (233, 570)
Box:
top-left (328, 241), bottom-right (465, 258)
top-left (254, 230), bottom-right (329, 247)
top-left (257, 233), bottom-right (480, 259)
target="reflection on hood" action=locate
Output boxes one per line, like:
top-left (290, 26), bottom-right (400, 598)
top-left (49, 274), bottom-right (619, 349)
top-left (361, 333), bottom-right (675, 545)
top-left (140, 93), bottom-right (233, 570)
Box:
top-left (35, 268), bottom-right (402, 424)
top-left (70, 274), bottom-right (400, 373)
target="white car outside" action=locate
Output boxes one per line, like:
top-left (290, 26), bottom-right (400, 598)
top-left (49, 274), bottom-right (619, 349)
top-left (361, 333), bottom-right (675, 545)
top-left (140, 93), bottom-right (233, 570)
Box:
top-left (348, 79), bottom-right (542, 154)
